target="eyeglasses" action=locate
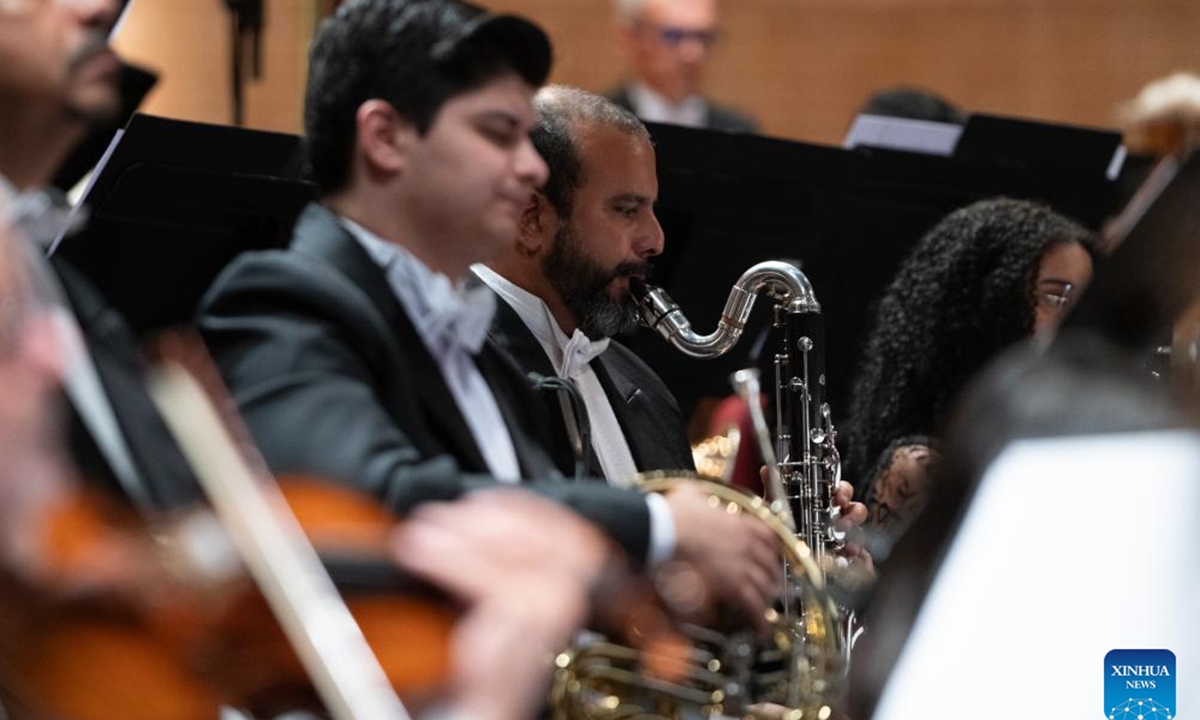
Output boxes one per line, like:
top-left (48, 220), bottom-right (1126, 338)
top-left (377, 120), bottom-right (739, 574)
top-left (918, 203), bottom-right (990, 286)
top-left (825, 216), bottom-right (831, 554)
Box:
top-left (637, 22), bottom-right (720, 49)
top-left (1037, 280), bottom-right (1077, 312)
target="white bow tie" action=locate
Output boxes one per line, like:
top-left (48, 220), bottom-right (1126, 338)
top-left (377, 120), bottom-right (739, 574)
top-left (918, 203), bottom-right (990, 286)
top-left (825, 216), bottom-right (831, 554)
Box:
top-left (422, 277), bottom-right (497, 357)
top-left (559, 329), bottom-right (610, 379)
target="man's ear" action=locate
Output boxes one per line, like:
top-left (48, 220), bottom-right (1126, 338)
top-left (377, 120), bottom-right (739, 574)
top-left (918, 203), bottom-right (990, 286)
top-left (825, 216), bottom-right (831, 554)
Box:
top-left (356, 99), bottom-right (414, 177)
top-left (517, 191), bottom-right (556, 258)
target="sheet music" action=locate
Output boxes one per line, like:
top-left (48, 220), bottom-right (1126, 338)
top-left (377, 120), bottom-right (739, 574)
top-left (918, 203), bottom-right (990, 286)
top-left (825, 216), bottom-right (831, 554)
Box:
top-left (111, 0), bottom-right (137, 39)
top-left (1106, 144), bottom-right (1128, 181)
top-left (49, 127), bottom-right (124, 256)
top-left (843, 114), bottom-right (962, 156)
top-left (872, 431), bottom-right (1200, 720)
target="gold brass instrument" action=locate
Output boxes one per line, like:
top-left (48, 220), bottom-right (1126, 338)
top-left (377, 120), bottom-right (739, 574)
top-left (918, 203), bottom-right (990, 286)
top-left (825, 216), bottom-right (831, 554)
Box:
top-left (552, 477), bottom-right (844, 720)
top-left (550, 261), bottom-right (849, 720)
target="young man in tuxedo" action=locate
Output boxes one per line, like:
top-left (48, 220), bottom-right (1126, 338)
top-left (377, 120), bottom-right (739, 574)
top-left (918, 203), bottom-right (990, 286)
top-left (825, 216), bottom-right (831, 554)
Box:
top-left (199, 0), bottom-right (783, 618)
top-left (0, 6), bottom-right (657, 718)
top-left (0, 194), bottom-right (619, 720)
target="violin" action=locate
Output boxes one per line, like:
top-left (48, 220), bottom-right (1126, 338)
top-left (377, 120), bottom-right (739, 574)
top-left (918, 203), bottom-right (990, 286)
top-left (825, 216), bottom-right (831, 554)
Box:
top-left (0, 479), bottom-right (467, 720)
top-left (0, 339), bottom-right (452, 720)
top-left (0, 334), bottom-right (684, 720)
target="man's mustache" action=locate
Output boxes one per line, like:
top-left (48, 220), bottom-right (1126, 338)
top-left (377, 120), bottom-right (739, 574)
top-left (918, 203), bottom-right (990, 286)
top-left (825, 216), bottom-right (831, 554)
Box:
top-left (67, 31), bottom-right (114, 73)
top-left (612, 260), bottom-right (653, 283)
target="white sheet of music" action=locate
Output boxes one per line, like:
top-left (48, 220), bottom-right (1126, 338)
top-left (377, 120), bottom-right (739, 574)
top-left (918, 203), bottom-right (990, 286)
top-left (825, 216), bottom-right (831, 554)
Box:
top-left (51, 127), bottom-right (123, 255)
top-left (872, 431), bottom-right (1199, 720)
top-left (842, 115), bottom-right (962, 156)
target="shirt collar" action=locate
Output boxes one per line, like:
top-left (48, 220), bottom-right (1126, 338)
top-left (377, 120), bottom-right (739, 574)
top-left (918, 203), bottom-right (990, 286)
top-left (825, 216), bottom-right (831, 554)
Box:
top-left (340, 216), bottom-right (496, 355)
top-left (472, 263), bottom-right (610, 376)
top-left (629, 82), bottom-right (708, 128)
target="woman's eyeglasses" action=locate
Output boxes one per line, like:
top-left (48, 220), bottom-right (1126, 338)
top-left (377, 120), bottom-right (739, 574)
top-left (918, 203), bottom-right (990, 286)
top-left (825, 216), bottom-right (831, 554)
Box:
top-left (1038, 280), bottom-right (1076, 311)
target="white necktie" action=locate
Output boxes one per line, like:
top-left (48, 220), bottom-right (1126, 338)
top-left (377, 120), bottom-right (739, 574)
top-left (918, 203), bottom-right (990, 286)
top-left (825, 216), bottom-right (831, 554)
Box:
top-left (559, 329), bottom-right (610, 379)
top-left (549, 330), bottom-right (639, 488)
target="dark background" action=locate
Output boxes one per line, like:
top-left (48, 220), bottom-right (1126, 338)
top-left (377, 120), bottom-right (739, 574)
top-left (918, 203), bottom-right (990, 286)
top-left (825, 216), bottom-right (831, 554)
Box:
top-left (56, 114), bottom-right (1135, 432)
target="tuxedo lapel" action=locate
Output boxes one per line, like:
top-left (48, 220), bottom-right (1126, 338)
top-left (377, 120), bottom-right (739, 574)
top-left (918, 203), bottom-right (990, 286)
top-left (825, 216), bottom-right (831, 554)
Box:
top-left (487, 291), bottom-right (556, 378)
top-left (591, 355), bottom-right (652, 470)
top-left (474, 340), bottom-right (562, 479)
top-left (50, 258), bottom-right (203, 509)
top-left (486, 292), bottom-right (592, 477)
top-left (591, 343), bottom-right (694, 472)
top-left (289, 205), bottom-right (490, 474)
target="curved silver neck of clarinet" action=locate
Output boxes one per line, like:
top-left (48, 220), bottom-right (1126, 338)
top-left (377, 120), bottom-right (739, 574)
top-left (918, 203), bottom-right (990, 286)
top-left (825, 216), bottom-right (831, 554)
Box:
top-left (631, 260), bottom-right (820, 359)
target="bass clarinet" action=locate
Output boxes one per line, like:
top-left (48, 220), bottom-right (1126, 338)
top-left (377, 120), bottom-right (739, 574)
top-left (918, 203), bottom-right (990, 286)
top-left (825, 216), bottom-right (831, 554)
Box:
top-left (632, 259), bottom-right (845, 568)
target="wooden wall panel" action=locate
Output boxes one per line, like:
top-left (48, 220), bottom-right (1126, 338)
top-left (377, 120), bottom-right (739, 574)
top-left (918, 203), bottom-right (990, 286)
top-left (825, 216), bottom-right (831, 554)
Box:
top-left (113, 0), bottom-right (1199, 145)
top-left (113, 0), bottom-right (314, 134)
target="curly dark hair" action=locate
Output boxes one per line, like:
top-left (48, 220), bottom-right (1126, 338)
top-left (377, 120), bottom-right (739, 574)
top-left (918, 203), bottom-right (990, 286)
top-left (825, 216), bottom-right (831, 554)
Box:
top-left (843, 198), bottom-right (1096, 494)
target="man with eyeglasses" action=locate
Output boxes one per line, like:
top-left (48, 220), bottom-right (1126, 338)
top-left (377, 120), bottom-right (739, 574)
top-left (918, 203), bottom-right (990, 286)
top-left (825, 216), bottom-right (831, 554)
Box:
top-left (609, 0), bottom-right (757, 133)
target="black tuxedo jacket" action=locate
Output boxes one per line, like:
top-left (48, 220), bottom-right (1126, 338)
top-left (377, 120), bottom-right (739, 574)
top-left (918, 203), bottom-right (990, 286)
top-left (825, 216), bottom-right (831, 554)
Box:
top-left (197, 203), bottom-right (651, 560)
top-left (607, 85), bottom-right (759, 134)
top-left (486, 289), bottom-right (695, 477)
top-left (50, 256), bottom-right (203, 510)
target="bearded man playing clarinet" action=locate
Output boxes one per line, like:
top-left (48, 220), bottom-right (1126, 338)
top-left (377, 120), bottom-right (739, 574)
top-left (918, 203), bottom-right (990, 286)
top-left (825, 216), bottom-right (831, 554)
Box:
top-left (474, 85), bottom-right (869, 552)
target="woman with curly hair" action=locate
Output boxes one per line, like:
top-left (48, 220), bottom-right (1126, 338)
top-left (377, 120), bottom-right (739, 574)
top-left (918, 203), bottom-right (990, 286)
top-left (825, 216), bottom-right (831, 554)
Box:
top-left (844, 197), bottom-right (1096, 549)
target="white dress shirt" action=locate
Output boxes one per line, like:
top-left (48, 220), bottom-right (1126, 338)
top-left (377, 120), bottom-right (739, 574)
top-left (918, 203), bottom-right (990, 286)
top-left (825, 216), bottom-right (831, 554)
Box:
top-left (474, 264), bottom-right (676, 564)
top-left (628, 83), bottom-right (709, 129)
top-left (341, 218), bottom-right (521, 482)
top-left (1, 174), bottom-right (151, 507)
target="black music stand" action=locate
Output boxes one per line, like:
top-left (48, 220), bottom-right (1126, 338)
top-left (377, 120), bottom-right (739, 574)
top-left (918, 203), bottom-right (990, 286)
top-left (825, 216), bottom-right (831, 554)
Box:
top-left (1064, 151), bottom-right (1200, 352)
top-left (955, 112), bottom-right (1125, 180)
top-left (53, 113), bottom-right (313, 336)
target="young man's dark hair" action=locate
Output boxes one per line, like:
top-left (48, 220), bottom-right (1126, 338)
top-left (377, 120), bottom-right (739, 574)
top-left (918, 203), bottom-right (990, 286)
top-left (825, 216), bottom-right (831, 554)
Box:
top-left (304, 0), bottom-right (553, 194)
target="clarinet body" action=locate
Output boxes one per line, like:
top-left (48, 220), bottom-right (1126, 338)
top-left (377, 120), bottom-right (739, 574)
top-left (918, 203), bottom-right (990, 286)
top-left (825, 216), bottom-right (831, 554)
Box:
top-left (632, 260), bottom-right (843, 560)
top-left (779, 300), bottom-right (844, 567)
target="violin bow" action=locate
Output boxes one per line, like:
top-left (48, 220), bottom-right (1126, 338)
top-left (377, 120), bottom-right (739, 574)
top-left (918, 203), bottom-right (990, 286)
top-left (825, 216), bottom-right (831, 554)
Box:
top-left (147, 332), bottom-right (410, 720)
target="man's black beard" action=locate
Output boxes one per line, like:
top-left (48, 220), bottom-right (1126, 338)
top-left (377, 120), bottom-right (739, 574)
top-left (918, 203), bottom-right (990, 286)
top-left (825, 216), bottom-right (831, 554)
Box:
top-left (543, 222), bottom-right (650, 339)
